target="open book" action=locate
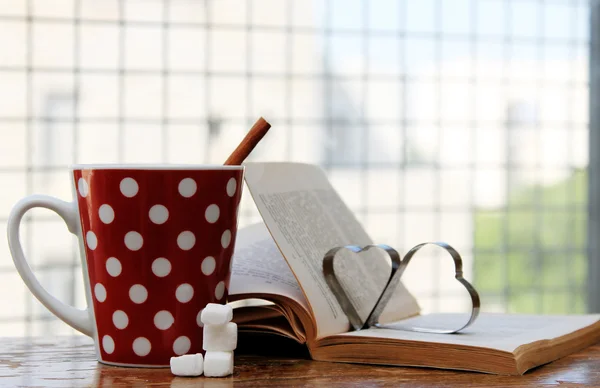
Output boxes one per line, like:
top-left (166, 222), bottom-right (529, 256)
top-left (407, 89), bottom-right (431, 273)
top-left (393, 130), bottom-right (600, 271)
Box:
top-left (228, 162), bottom-right (600, 375)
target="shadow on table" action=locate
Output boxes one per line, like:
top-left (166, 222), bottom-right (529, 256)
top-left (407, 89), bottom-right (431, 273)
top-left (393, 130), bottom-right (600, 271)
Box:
top-left (236, 331), bottom-right (311, 359)
top-left (93, 364), bottom-right (235, 388)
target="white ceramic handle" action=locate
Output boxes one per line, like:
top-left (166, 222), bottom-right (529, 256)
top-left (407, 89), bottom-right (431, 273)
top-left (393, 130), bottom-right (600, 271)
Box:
top-left (7, 194), bottom-right (93, 336)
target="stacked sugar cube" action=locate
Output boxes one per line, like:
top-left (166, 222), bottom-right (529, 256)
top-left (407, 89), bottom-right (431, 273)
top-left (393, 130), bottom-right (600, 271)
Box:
top-left (201, 303), bottom-right (237, 377)
top-left (170, 303), bottom-right (237, 378)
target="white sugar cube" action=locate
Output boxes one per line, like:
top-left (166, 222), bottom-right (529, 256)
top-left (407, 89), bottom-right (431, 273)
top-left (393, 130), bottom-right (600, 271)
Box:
top-left (203, 322), bottom-right (238, 351)
top-left (204, 351), bottom-right (234, 377)
top-left (201, 303), bottom-right (233, 325)
top-left (170, 353), bottom-right (204, 377)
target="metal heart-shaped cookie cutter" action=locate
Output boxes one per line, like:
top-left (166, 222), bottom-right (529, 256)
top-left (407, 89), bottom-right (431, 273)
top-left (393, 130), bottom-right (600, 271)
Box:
top-left (322, 242), bottom-right (481, 334)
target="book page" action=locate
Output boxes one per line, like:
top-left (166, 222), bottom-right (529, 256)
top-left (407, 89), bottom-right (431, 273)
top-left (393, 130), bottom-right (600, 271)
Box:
top-left (339, 313), bottom-right (600, 352)
top-left (228, 223), bottom-right (309, 311)
top-left (243, 162), bottom-right (420, 338)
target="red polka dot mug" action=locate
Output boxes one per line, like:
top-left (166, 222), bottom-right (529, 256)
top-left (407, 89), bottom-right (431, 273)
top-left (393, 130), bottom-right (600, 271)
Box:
top-left (7, 165), bottom-right (244, 367)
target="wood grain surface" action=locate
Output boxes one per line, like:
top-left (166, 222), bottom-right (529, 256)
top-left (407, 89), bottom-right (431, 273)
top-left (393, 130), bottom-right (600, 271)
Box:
top-left (1, 334), bottom-right (599, 387)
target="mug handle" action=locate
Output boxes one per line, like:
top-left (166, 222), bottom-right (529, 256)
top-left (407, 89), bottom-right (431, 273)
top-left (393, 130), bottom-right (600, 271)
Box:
top-left (7, 194), bottom-right (93, 337)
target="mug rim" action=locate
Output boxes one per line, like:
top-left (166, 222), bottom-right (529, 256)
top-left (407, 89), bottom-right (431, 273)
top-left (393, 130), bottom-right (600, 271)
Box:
top-left (70, 163), bottom-right (244, 171)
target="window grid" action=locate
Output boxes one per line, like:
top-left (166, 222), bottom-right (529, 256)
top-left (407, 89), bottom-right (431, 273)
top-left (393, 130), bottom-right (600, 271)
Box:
top-left (0, 0), bottom-right (591, 336)
top-left (587, 0), bottom-right (600, 312)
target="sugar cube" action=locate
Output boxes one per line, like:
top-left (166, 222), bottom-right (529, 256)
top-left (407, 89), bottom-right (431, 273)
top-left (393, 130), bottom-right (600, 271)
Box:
top-left (170, 353), bottom-right (203, 377)
top-left (203, 322), bottom-right (237, 351)
top-left (204, 351), bottom-right (234, 377)
top-left (201, 303), bottom-right (233, 325)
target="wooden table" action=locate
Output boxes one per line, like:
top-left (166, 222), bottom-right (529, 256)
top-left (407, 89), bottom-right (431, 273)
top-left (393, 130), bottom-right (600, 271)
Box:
top-left (2, 335), bottom-right (600, 387)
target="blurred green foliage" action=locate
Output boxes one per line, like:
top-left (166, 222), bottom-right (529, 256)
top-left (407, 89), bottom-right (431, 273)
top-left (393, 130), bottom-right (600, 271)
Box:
top-left (473, 169), bottom-right (587, 313)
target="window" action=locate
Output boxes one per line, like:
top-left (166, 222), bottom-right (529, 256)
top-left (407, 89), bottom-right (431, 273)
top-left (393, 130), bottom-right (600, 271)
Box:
top-left (0, 0), bottom-right (592, 336)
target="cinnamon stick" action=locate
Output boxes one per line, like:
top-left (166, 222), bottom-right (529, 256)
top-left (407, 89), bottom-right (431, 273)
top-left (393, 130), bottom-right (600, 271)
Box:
top-left (224, 117), bottom-right (271, 165)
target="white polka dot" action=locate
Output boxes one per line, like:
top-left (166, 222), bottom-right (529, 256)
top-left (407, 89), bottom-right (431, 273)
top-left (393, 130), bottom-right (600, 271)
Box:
top-left (152, 258), bottom-right (171, 277)
top-left (205, 204), bottom-right (220, 224)
top-left (221, 229), bottom-right (231, 249)
top-left (215, 281), bottom-right (226, 300)
top-left (129, 284), bottom-right (148, 304)
top-left (78, 178), bottom-right (89, 197)
top-left (86, 231), bottom-right (98, 250)
top-left (102, 335), bottom-right (114, 354)
top-left (132, 337), bottom-right (151, 357)
top-left (178, 178), bottom-right (197, 198)
top-left (201, 256), bottom-right (216, 276)
top-left (112, 310), bottom-right (128, 329)
top-left (226, 177), bottom-right (237, 197)
top-left (196, 309), bottom-right (204, 327)
top-left (98, 204), bottom-right (115, 224)
top-left (154, 310), bottom-right (174, 330)
top-left (106, 257), bottom-right (122, 277)
top-left (149, 204), bottom-right (169, 224)
top-left (173, 336), bottom-right (191, 356)
top-left (177, 231), bottom-right (195, 251)
top-left (175, 283), bottom-right (194, 303)
top-left (120, 177), bottom-right (139, 198)
top-left (94, 283), bottom-right (106, 302)
top-left (124, 231), bottom-right (143, 251)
